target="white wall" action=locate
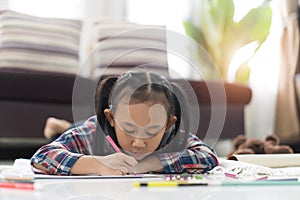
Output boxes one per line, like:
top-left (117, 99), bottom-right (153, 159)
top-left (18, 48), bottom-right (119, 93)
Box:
top-left (245, 0), bottom-right (281, 140)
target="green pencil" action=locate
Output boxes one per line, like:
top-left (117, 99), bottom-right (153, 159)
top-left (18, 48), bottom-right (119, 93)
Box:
top-left (221, 180), bottom-right (300, 186)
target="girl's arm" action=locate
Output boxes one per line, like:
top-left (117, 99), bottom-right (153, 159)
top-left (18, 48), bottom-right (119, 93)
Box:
top-left (70, 155), bottom-right (126, 175)
top-left (31, 123), bottom-right (137, 176)
top-left (32, 155), bottom-right (123, 175)
top-left (30, 116), bottom-right (102, 175)
top-left (134, 133), bottom-right (219, 174)
top-left (30, 133), bottom-right (93, 175)
top-left (31, 136), bottom-right (137, 175)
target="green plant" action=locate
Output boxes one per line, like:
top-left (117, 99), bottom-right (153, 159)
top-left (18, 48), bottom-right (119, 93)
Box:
top-left (183, 0), bottom-right (272, 83)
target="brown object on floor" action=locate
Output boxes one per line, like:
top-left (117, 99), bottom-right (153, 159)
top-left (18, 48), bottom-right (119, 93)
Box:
top-left (228, 134), bottom-right (294, 157)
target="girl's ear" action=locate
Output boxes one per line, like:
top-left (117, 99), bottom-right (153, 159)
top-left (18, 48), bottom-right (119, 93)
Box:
top-left (165, 116), bottom-right (177, 131)
top-left (104, 108), bottom-right (115, 127)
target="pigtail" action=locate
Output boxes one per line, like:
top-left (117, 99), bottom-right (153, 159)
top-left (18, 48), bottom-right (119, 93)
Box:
top-left (171, 83), bottom-right (190, 137)
top-left (95, 76), bottom-right (118, 139)
top-left (159, 82), bottom-right (190, 152)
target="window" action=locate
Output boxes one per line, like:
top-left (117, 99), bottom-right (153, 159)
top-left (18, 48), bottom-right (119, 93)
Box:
top-left (3, 0), bottom-right (84, 19)
top-left (127, 0), bottom-right (189, 34)
top-left (126, 0), bottom-right (192, 78)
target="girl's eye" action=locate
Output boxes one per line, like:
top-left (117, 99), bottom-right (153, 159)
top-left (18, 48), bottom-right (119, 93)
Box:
top-left (146, 127), bottom-right (165, 137)
top-left (123, 128), bottom-right (135, 135)
top-left (146, 132), bottom-right (157, 137)
top-left (146, 131), bottom-right (160, 137)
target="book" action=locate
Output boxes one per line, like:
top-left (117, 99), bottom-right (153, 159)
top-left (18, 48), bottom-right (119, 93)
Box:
top-left (228, 154), bottom-right (300, 168)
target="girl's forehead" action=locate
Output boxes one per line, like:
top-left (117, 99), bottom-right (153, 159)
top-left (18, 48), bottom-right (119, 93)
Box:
top-left (116, 101), bottom-right (167, 114)
top-left (114, 102), bottom-right (168, 126)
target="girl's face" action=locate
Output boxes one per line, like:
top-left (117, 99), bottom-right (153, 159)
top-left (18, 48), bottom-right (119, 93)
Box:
top-left (104, 101), bottom-right (176, 161)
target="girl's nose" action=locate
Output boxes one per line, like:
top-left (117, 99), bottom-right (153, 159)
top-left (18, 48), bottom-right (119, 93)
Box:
top-left (132, 138), bottom-right (146, 148)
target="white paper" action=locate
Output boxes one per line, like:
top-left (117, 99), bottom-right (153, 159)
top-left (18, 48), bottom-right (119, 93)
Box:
top-left (229, 154), bottom-right (300, 168)
top-left (34, 174), bottom-right (163, 179)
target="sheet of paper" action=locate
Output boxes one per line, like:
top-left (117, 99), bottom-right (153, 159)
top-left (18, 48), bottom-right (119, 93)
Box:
top-left (34, 174), bottom-right (163, 179)
top-left (207, 159), bottom-right (300, 184)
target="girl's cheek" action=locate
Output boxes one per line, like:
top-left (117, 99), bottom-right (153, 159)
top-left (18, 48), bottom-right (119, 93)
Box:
top-left (115, 133), bottom-right (131, 150)
top-left (119, 138), bottom-right (131, 150)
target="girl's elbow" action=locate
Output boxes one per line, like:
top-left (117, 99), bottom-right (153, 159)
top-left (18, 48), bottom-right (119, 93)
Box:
top-left (205, 153), bottom-right (219, 171)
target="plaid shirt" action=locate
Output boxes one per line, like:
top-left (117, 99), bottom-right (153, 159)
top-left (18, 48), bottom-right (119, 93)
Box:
top-left (31, 116), bottom-right (219, 175)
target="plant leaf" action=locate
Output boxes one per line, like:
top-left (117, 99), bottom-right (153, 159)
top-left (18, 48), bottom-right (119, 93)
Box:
top-left (183, 20), bottom-right (207, 50)
top-left (231, 3), bottom-right (272, 54)
top-left (221, 2), bottom-right (272, 78)
top-left (235, 62), bottom-right (251, 84)
top-left (209, 0), bottom-right (235, 77)
top-left (182, 0), bottom-right (273, 82)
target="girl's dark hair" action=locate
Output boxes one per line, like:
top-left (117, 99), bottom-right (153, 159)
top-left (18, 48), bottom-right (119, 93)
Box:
top-left (95, 70), bottom-right (190, 152)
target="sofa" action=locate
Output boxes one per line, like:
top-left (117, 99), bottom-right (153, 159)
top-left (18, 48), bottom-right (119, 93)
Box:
top-left (0, 67), bottom-right (251, 159)
top-left (0, 10), bottom-right (252, 159)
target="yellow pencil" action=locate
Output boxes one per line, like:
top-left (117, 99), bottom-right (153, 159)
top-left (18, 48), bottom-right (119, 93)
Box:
top-left (133, 181), bottom-right (208, 187)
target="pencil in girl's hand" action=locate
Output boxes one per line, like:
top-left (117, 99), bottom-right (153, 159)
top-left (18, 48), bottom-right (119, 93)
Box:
top-left (106, 135), bottom-right (121, 153)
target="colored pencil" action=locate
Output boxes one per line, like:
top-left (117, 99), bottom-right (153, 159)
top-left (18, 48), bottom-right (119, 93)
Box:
top-left (106, 135), bottom-right (121, 153)
top-left (133, 181), bottom-right (208, 187)
top-left (0, 182), bottom-right (34, 190)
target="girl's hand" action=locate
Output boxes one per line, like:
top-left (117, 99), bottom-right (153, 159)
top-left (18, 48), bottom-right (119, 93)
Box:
top-left (95, 164), bottom-right (124, 176)
top-left (133, 156), bottom-right (163, 174)
top-left (93, 153), bottom-right (138, 174)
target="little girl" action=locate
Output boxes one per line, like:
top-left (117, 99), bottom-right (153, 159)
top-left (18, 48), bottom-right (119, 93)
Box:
top-left (31, 70), bottom-right (218, 175)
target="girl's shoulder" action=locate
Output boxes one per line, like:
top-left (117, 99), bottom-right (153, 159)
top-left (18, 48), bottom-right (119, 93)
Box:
top-left (187, 132), bottom-right (211, 146)
top-left (187, 132), bottom-right (201, 141)
top-left (64, 116), bottom-right (98, 137)
top-left (187, 132), bottom-right (217, 154)
top-left (81, 115), bottom-right (97, 128)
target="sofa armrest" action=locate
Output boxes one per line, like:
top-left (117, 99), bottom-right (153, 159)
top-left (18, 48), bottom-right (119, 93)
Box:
top-left (187, 80), bottom-right (252, 139)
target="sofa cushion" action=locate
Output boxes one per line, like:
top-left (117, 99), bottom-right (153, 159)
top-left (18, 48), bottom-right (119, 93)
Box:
top-left (0, 10), bottom-right (81, 74)
top-left (90, 19), bottom-right (169, 79)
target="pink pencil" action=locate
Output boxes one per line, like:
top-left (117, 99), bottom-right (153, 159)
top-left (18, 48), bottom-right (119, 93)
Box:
top-left (106, 135), bottom-right (121, 153)
top-left (225, 172), bottom-right (238, 179)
